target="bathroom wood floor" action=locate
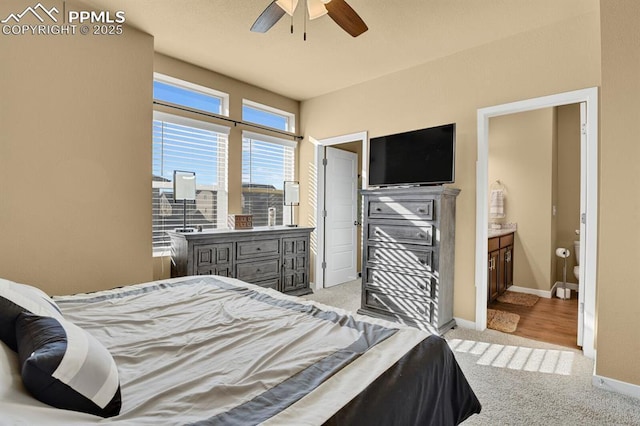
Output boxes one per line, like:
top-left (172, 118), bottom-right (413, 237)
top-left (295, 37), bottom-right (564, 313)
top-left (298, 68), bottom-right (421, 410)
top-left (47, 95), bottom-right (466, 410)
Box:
top-left (488, 292), bottom-right (580, 349)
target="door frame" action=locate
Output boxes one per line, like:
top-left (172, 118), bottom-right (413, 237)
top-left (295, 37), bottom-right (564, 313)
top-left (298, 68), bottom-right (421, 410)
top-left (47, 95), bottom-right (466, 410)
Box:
top-left (475, 87), bottom-right (598, 359)
top-left (314, 131), bottom-right (368, 289)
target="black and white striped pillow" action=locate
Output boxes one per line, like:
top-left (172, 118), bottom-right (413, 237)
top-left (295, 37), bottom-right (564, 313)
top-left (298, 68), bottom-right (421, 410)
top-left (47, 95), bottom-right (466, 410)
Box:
top-left (15, 312), bottom-right (122, 418)
top-left (0, 278), bottom-right (62, 351)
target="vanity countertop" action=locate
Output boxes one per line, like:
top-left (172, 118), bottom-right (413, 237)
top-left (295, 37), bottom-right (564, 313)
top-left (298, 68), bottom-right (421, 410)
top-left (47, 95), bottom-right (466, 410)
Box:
top-left (488, 226), bottom-right (517, 239)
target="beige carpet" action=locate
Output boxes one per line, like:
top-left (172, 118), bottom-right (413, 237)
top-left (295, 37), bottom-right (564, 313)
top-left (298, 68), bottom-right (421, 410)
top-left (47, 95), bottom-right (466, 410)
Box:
top-left (303, 283), bottom-right (640, 424)
top-left (486, 309), bottom-right (520, 333)
top-left (445, 327), bottom-right (640, 425)
top-left (497, 291), bottom-right (539, 307)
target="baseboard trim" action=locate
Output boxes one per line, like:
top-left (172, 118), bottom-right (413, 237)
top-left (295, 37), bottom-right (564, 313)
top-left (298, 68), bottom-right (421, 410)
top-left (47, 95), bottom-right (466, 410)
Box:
top-left (453, 317), bottom-right (476, 329)
top-left (508, 285), bottom-right (553, 299)
top-left (552, 281), bottom-right (579, 293)
top-left (593, 374), bottom-right (640, 399)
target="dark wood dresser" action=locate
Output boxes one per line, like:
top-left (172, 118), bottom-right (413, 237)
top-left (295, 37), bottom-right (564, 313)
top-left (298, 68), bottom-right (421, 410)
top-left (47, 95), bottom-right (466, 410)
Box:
top-left (358, 186), bottom-right (460, 334)
top-left (168, 226), bottom-right (313, 296)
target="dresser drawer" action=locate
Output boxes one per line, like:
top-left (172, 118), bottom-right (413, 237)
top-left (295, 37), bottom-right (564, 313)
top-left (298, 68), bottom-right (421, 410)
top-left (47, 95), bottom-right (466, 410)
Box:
top-left (283, 237), bottom-right (308, 255)
top-left (196, 266), bottom-right (232, 277)
top-left (368, 245), bottom-right (432, 271)
top-left (365, 267), bottom-right (434, 299)
top-left (194, 243), bottom-right (233, 268)
top-left (367, 222), bottom-right (433, 246)
top-left (236, 258), bottom-right (280, 281)
top-left (253, 277), bottom-right (280, 291)
top-left (236, 239), bottom-right (280, 260)
top-left (364, 287), bottom-right (434, 323)
top-left (369, 199), bottom-right (434, 220)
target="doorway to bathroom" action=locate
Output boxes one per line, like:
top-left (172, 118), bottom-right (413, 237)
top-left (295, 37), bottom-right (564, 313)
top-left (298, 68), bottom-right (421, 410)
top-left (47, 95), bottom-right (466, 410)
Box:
top-left (486, 104), bottom-right (580, 348)
top-left (475, 88), bottom-right (598, 359)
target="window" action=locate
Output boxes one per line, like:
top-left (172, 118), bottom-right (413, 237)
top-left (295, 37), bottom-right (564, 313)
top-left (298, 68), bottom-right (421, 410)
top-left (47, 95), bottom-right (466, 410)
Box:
top-left (242, 99), bottom-right (295, 132)
top-left (242, 131), bottom-right (295, 226)
top-left (152, 112), bottom-right (229, 254)
top-left (152, 75), bottom-right (230, 254)
top-left (153, 73), bottom-right (229, 116)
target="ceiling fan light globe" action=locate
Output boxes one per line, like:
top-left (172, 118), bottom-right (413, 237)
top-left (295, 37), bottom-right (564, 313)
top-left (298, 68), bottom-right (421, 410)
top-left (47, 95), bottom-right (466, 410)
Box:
top-left (275, 0), bottom-right (299, 16)
top-left (307, 0), bottom-right (328, 19)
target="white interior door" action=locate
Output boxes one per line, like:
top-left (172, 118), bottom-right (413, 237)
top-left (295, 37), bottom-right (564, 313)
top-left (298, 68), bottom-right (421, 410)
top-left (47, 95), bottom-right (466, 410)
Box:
top-left (324, 147), bottom-right (358, 287)
top-left (577, 102), bottom-right (587, 346)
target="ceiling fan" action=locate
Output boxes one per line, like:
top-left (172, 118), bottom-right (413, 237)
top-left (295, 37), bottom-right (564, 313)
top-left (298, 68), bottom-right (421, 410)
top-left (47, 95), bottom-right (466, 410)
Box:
top-left (251, 0), bottom-right (368, 38)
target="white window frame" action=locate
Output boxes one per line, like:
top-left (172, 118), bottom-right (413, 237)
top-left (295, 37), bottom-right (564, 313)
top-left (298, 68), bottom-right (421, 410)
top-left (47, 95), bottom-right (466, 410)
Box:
top-left (154, 72), bottom-right (230, 117)
top-left (241, 130), bottom-right (296, 226)
top-left (152, 111), bottom-right (230, 255)
top-left (242, 99), bottom-right (296, 133)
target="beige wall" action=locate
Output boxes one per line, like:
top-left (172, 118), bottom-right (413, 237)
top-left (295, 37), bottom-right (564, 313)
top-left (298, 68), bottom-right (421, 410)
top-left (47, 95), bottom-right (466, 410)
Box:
top-left (597, 0), bottom-right (640, 385)
top-left (300, 11), bottom-right (601, 321)
top-left (0, 0), bottom-right (154, 295)
top-left (489, 108), bottom-right (555, 291)
top-left (555, 104), bottom-right (581, 283)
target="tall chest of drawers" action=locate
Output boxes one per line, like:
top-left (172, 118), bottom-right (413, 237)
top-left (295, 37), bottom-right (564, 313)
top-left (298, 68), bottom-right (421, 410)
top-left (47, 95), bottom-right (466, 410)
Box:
top-left (358, 186), bottom-right (460, 334)
top-left (168, 226), bottom-right (313, 296)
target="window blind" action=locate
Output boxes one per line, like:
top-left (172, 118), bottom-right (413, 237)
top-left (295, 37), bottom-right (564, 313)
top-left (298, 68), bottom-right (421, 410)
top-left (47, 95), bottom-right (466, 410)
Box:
top-left (242, 132), bottom-right (295, 227)
top-left (153, 112), bottom-right (229, 253)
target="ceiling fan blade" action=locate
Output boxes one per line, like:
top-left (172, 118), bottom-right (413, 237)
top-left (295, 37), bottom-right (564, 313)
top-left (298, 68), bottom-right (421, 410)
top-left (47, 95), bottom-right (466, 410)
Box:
top-left (251, 1), bottom-right (287, 33)
top-left (325, 0), bottom-right (368, 37)
top-left (307, 0), bottom-right (328, 20)
top-left (276, 0), bottom-right (300, 16)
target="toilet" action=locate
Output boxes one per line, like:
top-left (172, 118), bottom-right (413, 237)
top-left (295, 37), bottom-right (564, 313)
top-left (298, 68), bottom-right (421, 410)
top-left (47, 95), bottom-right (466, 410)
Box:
top-left (573, 240), bottom-right (580, 282)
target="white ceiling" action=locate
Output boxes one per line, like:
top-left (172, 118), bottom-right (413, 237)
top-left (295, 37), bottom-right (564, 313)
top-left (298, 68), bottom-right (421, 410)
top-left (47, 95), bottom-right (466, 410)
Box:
top-left (83, 0), bottom-right (598, 101)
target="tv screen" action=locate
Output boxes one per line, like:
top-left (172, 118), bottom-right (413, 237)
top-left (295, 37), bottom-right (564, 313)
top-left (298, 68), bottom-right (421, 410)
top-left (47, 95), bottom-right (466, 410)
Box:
top-left (368, 123), bottom-right (455, 186)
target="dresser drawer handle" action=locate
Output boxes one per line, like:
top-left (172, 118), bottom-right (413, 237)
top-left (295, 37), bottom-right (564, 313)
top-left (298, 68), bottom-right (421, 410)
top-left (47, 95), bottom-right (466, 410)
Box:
top-left (417, 233), bottom-right (425, 238)
top-left (256, 247), bottom-right (261, 251)
top-left (257, 269), bottom-right (261, 273)
top-left (417, 208), bottom-right (426, 213)
top-left (375, 207), bottom-right (382, 212)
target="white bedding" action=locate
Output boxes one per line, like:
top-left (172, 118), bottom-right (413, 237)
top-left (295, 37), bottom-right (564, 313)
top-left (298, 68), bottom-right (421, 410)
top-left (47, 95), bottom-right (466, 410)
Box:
top-left (0, 276), bottom-right (428, 425)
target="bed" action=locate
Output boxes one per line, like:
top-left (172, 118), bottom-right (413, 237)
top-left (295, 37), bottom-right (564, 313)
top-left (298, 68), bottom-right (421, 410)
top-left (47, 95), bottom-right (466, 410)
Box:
top-left (0, 275), bottom-right (481, 425)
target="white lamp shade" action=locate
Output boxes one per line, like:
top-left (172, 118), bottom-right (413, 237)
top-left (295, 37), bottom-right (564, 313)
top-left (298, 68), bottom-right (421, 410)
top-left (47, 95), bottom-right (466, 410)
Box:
top-left (275, 0), bottom-right (299, 16)
top-left (284, 181), bottom-right (300, 206)
top-left (174, 171), bottom-right (196, 201)
top-left (307, 0), bottom-right (328, 19)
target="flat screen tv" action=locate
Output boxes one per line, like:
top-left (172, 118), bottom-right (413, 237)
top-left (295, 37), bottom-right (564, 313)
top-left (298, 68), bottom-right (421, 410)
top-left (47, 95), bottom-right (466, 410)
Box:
top-left (368, 123), bottom-right (455, 187)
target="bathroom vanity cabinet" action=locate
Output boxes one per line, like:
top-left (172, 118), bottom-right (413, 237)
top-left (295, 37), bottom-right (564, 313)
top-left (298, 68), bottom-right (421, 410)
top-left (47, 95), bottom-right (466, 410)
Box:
top-left (488, 231), bottom-right (514, 304)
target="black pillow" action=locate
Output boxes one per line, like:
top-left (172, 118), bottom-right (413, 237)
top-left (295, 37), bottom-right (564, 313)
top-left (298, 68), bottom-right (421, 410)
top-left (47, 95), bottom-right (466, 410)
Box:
top-left (0, 279), bottom-right (62, 351)
top-left (15, 312), bottom-right (122, 418)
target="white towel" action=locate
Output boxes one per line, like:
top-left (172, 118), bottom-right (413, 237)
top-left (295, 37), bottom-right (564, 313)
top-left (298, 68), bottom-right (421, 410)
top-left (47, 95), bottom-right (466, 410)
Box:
top-left (490, 189), bottom-right (505, 218)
